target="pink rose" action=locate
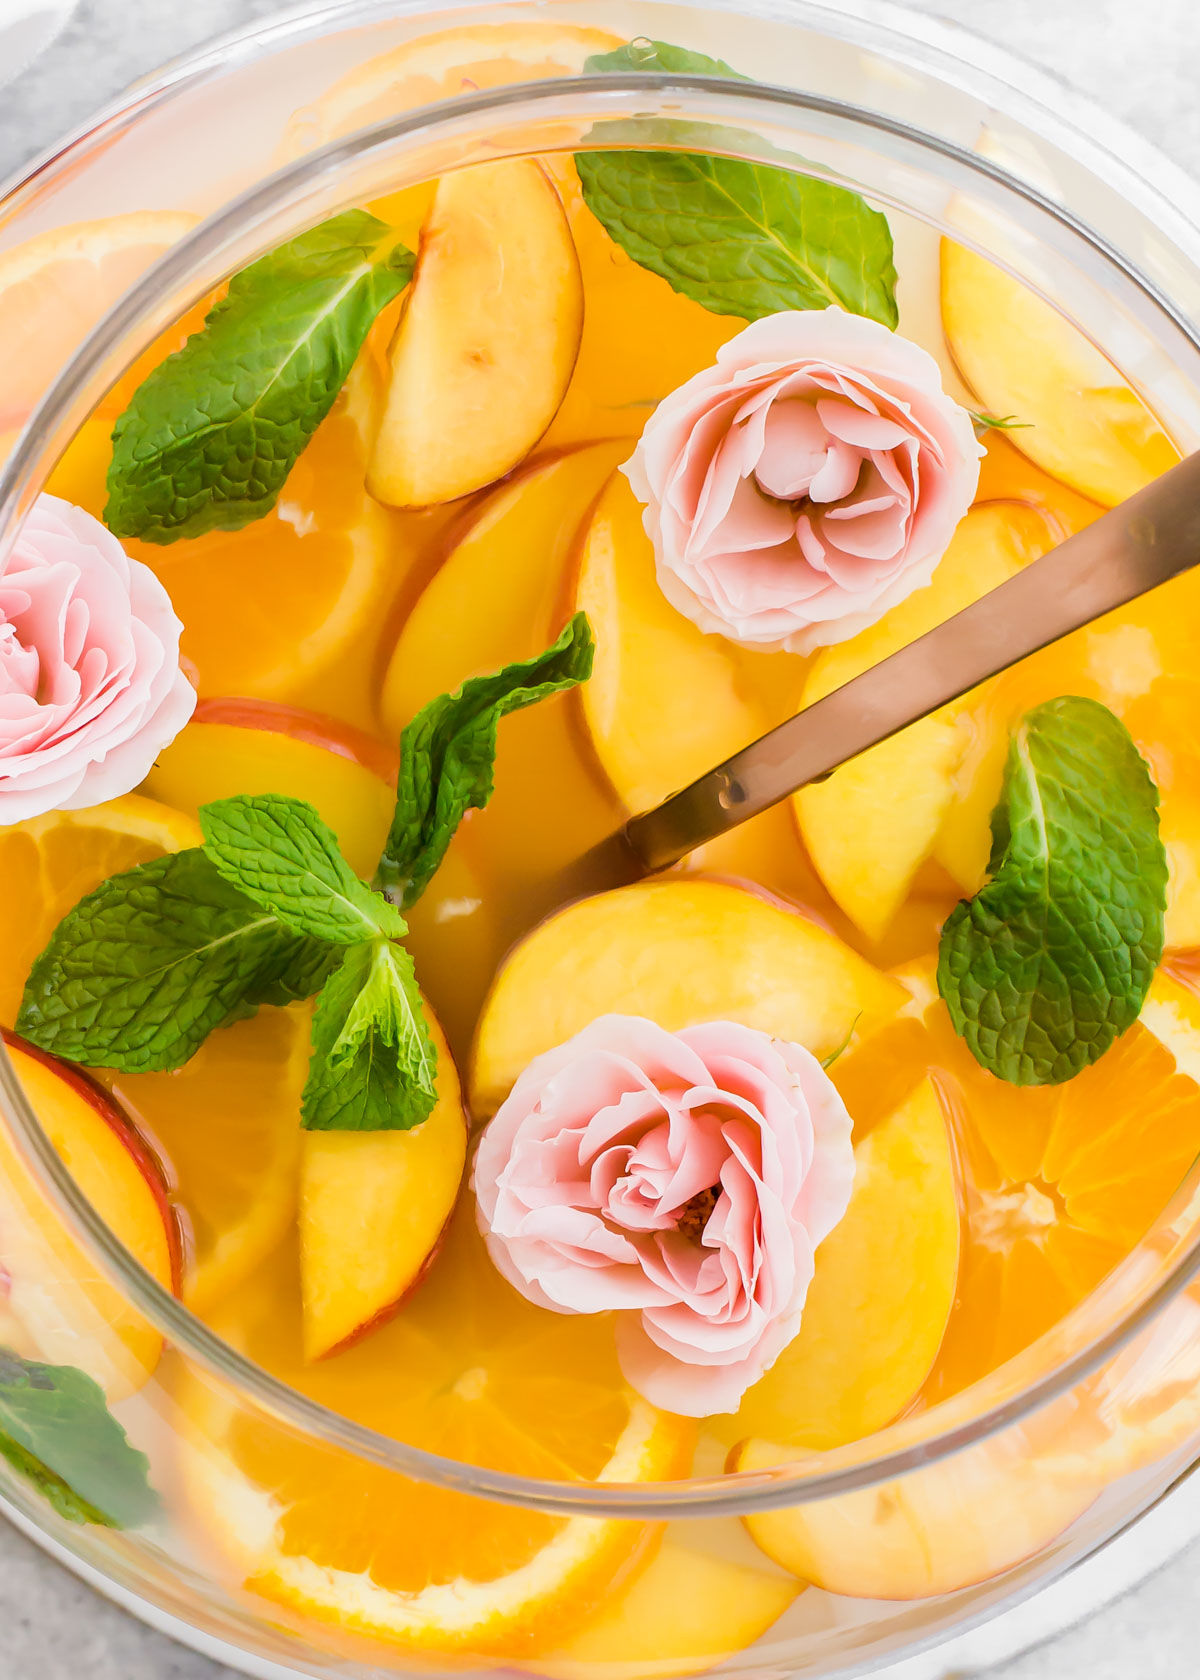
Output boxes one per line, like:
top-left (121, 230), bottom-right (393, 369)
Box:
top-left (0, 494), bottom-right (195, 822)
top-left (625, 308), bottom-right (982, 653)
top-left (473, 1014), bottom-right (855, 1416)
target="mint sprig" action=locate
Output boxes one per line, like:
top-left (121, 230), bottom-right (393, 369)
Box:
top-left (18, 620), bottom-right (595, 1130)
top-left (200, 795), bottom-right (404, 946)
top-left (17, 847), bottom-right (337, 1073)
top-left (0, 1349), bottom-right (158, 1529)
top-left (105, 210), bottom-right (414, 544)
top-left (575, 41), bottom-right (898, 328)
top-left (938, 697), bottom-right (1167, 1086)
top-left (377, 611), bottom-right (596, 906)
top-left (303, 938), bottom-right (437, 1131)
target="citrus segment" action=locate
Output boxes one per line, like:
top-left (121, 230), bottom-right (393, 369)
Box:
top-left (286, 22), bottom-right (624, 155)
top-left (107, 1007), bottom-right (310, 1316)
top-left (47, 359), bottom-right (441, 734)
top-left (0, 795), bottom-right (201, 1029)
top-left (0, 212), bottom-right (196, 432)
top-left (889, 986), bottom-right (1200, 1400)
top-left (177, 1215), bottom-right (691, 1654)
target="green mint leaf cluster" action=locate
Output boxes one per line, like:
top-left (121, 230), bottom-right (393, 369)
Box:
top-left (303, 939), bottom-right (437, 1131)
top-left (105, 210), bottom-right (414, 544)
top-left (200, 795), bottom-right (404, 946)
top-left (575, 40), bottom-right (898, 328)
top-left (378, 611), bottom-right (596, 906)
top-left (0, 1348), bottom-right (158, 1529)
top-left (17, 620), bottom-right (595, 1130)
top-left (938, 697), bottom-right (1167, 1086)
top-left (18, 847), bottom-right (337, 1073)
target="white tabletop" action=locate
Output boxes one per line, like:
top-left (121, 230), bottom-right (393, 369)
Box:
top-left (2, 1), bottom-right (1200, 1675)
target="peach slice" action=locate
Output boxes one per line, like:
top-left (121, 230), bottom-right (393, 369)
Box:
top-left (0, 1034), bottom-right (179, 1399)
top-left (529, 1527), bottom-right (799, 1680)
top-left (380, 442), bottom-right (627, 1047)
top-left (735, 1411), bottom-right (1096, 1599)
top-left (573, 473), bottom-right (820, 908)
top-left (794, 502), bottom-right (1054, 941)
top-left (721, 1077), bottom-right (959, 1453)
top-left (143, 697), bottom-right (398, 881)
top-left (941, 239), bottom-right (1178, 507)
top-left (470, 877), bottom-right (906, 1117)
top-left (576, 473), bottom-right (807, 814)
top-left (369, 158), bottom-right (584, 507)
top-left (300, 1007), bottom-right (468, 1361)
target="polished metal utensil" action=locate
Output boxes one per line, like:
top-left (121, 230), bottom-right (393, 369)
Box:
top-left (560, 447), bottom-right (1200, 898)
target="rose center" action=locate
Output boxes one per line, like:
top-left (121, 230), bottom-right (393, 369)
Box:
top-left (675, 1185), bottom-right (722, 1242)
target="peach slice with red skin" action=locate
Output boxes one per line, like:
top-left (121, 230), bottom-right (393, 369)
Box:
top-left (0, 1031), bottom-right (180, 1398)
top-left (144, 696), bottom-right (399, 880)
top-left (470, 876), bottom-right (905, 1118)
top-left (300, 1007), bottom-right (468, 1362)
top-left (369, 157), bottom-right (584, 507)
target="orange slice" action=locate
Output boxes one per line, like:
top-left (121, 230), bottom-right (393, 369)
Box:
top-left (106, 1007), bottom-right (310, 1317)
top-left (0, 794), bottom-right (201, 1028)
top-left (287, 21), bottom-right (624, 155)
top-left (856, 971), bottom-right (1200, 1400)
top-left (177, 1211), bottom-right (692, 1655)
top-left (0, 211), bottom-right (196, 434)
top-left (47, 358), bottom-right (417, 731)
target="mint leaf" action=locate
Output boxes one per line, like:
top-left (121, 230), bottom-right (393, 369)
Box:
top-left (377, 612), bottom-right (596, 907)
top-left (200, 794), bottom-right (404, 946)
top-left (970, 410), bottom-right (1031, 433)
top-left (938, 697), bottom-right (1167, 1086)
top-left (105, 210), bottom-right (414, 544)
top-left (575, 41), bottom-right (897, 327)
top-left (17, 849), bottom-right (336, 1072)
top-left (586, 38), bottom-right (743, 77)
top-left (0, 1349), bottom-right (158, 1528)
top-left (302, 938), bottom-right (437, 1131)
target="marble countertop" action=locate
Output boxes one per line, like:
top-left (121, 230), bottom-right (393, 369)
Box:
top-left (3, 1), bottom-right (1200, 1676)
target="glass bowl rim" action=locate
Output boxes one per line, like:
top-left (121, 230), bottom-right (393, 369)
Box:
top-left (4, 0), bottom-right (1200, 1521)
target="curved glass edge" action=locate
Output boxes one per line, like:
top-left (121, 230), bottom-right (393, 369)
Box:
top-left (0, 60), bottom-right (1199, 1518)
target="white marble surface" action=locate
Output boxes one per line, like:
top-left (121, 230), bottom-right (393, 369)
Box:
top-left (3, 0), bottom-right (1200, 1676)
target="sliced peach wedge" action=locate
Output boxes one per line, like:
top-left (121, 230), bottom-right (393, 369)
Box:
top-left (0, 1033), bottom-right (180, 1399)
top-left (143, 697), bottom-right (399, 881)
top-left (793, 501), bottom-right (1054, 943)
top-left (734, 1410), bottom-right (1096, 1601)
top-left (369, 157), bottom-right (584, 507)
top-left (471, 877), bottom-right (905, 1117)
top-left (300, 1005), bottom-right (468, 1362)
top-left (717, 1071), bottom-right (959, 1454)
top-left (574, 471), bottom-right (820, 908)
top-left (942, 238), bottom-right (1178, 507)
top-left (529, 1525), bottom-right (799, 1680)
top-left (381, 441), bottom-right (627, 1048)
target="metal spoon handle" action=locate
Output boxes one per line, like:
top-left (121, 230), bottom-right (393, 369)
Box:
top-left (624, 449), bottom-right (1200, 873)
